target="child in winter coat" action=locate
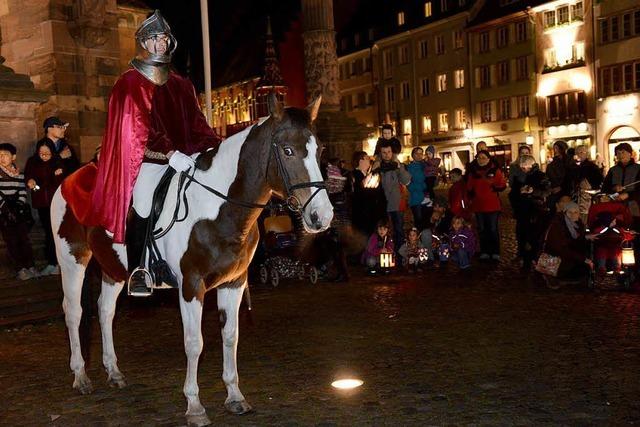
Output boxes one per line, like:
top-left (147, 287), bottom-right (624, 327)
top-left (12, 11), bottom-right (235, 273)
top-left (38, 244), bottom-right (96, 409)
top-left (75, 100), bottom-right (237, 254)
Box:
top-left (448, 168), bottom-right (471, 221)
top-left (398, 227), bottom-right (428, 272)
top-left (362, 219), bottom-right (395, 271)
top-left (449, 216), bottom-right (476, 269)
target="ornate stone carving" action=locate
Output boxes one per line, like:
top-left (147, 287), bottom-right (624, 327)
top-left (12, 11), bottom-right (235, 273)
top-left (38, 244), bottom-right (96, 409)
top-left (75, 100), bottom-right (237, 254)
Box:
top-left (69, 0), bottom-right (108, 48)
top-left (302, 31), bottom-right (340, 109)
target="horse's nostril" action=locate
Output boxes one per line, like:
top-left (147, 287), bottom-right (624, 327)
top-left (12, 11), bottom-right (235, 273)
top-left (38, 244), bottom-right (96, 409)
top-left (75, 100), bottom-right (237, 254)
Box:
top-left (310, 211), bottom-right (319, 224)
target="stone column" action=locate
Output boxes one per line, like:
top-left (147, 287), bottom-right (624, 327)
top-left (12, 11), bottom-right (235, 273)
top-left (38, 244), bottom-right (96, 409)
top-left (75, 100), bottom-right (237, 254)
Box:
top-left (301, 0), bottom-right (340, 111)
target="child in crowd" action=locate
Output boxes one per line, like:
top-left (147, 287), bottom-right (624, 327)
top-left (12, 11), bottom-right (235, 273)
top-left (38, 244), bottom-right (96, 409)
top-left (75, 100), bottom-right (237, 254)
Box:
top-left (398, 227), bottom-right (428, 273)
top-left (423, 145), bottom-right (441, 202)
top-left (449, 216), bottom-right (476, 269)
top-left (587, 194), bottom-right (633, 273)
top-left (448, 168), bottom-right (471, 221)
top-left (0, 143), bottom-right (37, 280)
top-left (420, 197), bottom-right (454, 264)
top-left (362, 219), bottom-right (395, 273)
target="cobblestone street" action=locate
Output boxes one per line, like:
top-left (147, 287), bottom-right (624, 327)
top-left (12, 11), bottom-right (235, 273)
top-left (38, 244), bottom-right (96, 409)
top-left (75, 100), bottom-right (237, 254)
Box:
top-left (3, 215), bottom-right (640, 426)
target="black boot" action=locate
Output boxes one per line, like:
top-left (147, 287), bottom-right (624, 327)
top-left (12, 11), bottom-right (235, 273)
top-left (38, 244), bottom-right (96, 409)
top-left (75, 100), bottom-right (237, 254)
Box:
top-left (126, 212), bottom-right (152, 296)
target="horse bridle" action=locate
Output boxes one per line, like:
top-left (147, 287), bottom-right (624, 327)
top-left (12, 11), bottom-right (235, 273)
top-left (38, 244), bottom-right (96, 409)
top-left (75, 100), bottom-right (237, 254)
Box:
top-left (268, 130), bottom-right (327, 214)
top-left (172, 126), bottom-right (327, 217)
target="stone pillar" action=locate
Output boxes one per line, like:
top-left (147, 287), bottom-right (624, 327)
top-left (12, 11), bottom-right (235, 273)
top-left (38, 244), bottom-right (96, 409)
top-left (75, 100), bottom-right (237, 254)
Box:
top-left (301, 0), bottom-right (340, 111)
top-left (300, 0), bottom-right (370, 160)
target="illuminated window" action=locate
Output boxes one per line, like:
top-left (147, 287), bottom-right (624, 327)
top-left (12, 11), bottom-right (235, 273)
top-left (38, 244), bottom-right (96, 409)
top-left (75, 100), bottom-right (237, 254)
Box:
top-left (398, 12), bottom-right (405, 26)
top-left (544, 11), bottom-right (555, 28)
top-left (454, 69), bottom-right (464, 88)
top-left (437, 73), bottom-right (447, 92)
top-left (455, 108), bottom-right (466, 129)
top-left (572, 2), bottom-right (583, 20)
top-left (403, 118), bottom-right (412, 135)
top-left (424, 2), bottom-right (432, 17)
top-left (422, 115), bottom-right (432, 134)
top-left (438, 112), bottom-right (449, 132)
top-left (557, 6), bottom-right (569, 24)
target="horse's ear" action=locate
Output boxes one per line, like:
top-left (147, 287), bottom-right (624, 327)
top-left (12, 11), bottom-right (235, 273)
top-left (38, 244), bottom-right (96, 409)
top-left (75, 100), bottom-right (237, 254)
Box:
top-left (268, 93), bottom-right (283, 122)
top-left (307, 95), bottom-right (322, 123)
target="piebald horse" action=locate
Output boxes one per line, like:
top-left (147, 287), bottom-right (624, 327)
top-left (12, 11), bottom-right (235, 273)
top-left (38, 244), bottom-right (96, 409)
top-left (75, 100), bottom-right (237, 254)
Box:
top-left (51, 95), bottom-right (333, 426)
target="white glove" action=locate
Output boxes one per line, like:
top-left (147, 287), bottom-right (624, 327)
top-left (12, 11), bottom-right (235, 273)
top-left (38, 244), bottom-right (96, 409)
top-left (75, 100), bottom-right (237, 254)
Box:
top-left (168, 150), bottom-right (195, 172)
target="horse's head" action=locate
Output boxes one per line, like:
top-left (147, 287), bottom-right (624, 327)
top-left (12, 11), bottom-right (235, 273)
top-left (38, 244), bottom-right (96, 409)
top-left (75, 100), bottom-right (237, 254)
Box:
top-left (265, 94), bottom-right (333, 233)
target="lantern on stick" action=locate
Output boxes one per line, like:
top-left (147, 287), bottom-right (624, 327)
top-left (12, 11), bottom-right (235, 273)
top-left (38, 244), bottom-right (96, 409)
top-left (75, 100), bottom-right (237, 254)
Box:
top-left (621, 241), bottom-right (635, 266)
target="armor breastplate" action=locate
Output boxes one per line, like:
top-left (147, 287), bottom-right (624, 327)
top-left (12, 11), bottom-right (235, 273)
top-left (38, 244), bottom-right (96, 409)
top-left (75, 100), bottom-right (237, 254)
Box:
top-left (130, 58), bottom-right (169, 86)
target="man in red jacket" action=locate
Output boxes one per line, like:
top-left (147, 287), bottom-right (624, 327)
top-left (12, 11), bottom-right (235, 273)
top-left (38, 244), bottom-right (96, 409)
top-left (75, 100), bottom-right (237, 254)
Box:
top-left (87, 10), bottom-right (222, 294)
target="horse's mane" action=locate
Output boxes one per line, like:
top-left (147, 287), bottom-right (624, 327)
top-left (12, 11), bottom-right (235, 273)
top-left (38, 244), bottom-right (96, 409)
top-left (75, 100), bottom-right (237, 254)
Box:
top-left (195, 122), bottom-right (264, 171)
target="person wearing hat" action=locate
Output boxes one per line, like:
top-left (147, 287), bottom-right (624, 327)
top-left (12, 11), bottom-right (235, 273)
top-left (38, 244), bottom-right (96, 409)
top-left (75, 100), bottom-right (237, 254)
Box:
top-left (39, 116), bottom-right (79, 176)
top-left (602, 142), bottom-right (640, 226)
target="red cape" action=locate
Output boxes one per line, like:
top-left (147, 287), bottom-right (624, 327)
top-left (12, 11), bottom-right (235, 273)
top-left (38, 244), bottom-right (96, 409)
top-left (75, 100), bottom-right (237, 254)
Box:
top-left (86, 69), bottom-right (221, 243)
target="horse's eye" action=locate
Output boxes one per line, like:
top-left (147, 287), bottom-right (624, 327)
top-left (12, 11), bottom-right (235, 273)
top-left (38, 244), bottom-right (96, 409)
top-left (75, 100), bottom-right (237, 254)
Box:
top-left (283, 147), bottom-right (294, 156)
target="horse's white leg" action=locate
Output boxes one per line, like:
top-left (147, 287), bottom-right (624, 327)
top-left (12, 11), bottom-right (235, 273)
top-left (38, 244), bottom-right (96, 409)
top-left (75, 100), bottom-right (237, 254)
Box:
top-left (218, 283), bottom-right (252, 414)
top-left (98, 243), bottom-right (126, 388)
top-left (61, 257), bottom-right (92, 394)
top-left (180, 295), bottom-right (210, 426)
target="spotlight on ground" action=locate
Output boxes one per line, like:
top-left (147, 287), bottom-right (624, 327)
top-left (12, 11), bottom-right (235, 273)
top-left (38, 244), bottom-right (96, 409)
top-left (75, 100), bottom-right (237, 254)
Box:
top-left (331, 379), bottom-right (363, 390)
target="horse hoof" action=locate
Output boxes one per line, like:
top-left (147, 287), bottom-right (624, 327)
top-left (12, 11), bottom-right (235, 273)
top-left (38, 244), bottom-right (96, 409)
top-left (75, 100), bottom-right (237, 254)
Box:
top-left (73, 377), bottom-right (93, 395)
top-left (107, 375), bottom-right (127, 389)
top-left (186, 413), bottom-right (211, 427)
top-left (224, 399), bottom-right (252, 415)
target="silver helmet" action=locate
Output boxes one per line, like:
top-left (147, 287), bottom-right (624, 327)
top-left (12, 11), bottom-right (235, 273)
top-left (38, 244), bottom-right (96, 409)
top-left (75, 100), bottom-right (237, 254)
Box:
top-left (134, 10), bottom-right (177, 64)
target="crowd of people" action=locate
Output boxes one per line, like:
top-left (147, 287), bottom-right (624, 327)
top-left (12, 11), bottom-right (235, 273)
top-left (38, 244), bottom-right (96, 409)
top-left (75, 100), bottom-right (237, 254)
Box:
top-left (0, 117), bottom-right (78, 280)
top-left (3, 117), bottom-right (640, 286)
top-left (319, 125), bottom-right (640, 284)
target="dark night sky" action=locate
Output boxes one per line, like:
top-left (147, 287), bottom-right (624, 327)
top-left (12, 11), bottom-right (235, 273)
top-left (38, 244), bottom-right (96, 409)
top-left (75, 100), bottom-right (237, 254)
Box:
top-left (141, 0), bottom-right (359, 91)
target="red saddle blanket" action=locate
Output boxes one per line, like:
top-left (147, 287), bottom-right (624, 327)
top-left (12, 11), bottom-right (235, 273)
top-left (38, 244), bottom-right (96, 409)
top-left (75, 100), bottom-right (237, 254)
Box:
top-left (61, 162), bottom-right (98, 226)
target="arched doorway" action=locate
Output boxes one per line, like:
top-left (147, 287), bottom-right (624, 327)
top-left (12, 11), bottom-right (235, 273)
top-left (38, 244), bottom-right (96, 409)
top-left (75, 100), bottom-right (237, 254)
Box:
top-left (607, 125), bottom-right (640, 167)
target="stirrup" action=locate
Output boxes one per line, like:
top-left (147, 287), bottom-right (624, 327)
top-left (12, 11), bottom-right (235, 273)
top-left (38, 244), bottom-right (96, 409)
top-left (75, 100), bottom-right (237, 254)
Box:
top-left (127, 267), bottom-right (154, 297)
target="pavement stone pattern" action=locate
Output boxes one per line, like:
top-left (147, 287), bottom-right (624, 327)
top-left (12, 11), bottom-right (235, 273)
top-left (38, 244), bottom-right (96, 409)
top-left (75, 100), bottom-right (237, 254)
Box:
top-left (2, 208), bottom-right (640, 426)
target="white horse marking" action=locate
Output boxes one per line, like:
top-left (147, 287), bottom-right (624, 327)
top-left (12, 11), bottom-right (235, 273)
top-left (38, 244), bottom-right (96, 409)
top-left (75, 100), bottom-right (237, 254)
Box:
top-left (302, 135), bottom-right (333, 231)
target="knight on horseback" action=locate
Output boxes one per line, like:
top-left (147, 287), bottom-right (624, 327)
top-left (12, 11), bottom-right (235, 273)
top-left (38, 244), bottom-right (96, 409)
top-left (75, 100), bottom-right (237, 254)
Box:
top-left (87, 10), bottom-right (222, 295)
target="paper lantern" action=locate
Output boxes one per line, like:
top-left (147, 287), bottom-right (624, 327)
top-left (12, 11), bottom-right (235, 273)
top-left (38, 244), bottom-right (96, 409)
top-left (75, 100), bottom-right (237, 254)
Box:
top-left (622, 246), bottom-right (635, 266)
top-left (379, 252), bottom-right (396, 268)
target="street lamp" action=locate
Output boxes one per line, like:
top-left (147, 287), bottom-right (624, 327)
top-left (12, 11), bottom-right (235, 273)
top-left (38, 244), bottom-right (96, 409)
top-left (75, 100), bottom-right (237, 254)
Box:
top-left (526, 134), bottom-right (534, 145)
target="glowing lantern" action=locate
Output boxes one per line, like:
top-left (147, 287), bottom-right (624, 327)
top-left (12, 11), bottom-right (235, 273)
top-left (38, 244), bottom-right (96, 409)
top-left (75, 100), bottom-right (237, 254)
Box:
top-left (363, 173), bottom-right (380, 189)
top-left (379, 252), bottom-right (396, 269)
top-left (418, 248), bottom-right (429, 262)
top-left (622, 245), bottom-right (635, 266)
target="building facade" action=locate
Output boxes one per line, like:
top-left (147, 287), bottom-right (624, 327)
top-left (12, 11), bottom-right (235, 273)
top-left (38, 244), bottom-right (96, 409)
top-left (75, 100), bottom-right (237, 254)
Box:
top-left (532, 0), bottom-right (596, 166)
top-left (594, 0), bottom-right (640, 167)
top-left (467, 2), bottom-right (542, 171)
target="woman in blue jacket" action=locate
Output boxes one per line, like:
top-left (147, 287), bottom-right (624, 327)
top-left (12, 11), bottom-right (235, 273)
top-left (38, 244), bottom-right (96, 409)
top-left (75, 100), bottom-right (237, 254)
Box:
top-left (407, 147), bottom-right (429, 230)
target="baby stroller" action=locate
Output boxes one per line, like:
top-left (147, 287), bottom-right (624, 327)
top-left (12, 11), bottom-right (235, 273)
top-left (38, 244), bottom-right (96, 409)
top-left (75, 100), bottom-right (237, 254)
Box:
top-left (258, 212), bottom-right (319, 287)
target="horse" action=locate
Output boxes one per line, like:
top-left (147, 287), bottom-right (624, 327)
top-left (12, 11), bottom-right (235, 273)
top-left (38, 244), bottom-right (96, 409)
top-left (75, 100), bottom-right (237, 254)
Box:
top-left (51, 95), bottom-right (333, 426)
